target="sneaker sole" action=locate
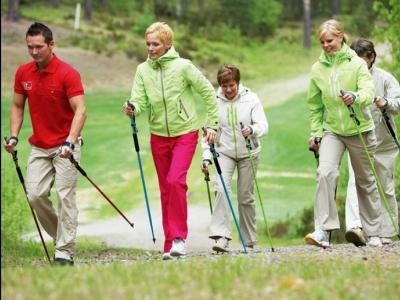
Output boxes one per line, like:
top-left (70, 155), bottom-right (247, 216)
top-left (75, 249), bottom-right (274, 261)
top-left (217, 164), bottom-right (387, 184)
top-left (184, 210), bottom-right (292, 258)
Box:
top-left (163, 255), bottom-right (186, 260)
top-left (304, 234), bottom-right (329, 249)
top-left (212, 245), bottom-right (230, 253)
top-left (170, 251), bottom-right (186, 257)
top-left (345, 231), bottom-right (366, 247)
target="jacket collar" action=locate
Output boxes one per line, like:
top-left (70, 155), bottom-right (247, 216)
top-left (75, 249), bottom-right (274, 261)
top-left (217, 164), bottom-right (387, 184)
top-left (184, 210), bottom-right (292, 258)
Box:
top-left (318, 43), bottom-right (355, 66)
top-left (147, 46), bottom-right (179, 69)
top-left (217, 84), bottom-right (248, 102)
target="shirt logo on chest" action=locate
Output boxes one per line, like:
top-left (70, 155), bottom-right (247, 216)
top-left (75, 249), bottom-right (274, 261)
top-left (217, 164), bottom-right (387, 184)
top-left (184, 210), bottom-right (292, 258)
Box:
top-left (22, 81), bottom-right (33, 90)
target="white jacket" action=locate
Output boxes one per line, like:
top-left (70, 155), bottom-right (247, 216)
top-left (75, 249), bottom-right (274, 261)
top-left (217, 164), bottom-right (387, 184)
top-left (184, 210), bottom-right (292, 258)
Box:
top-left (203, 84), bottom-right (268, 160)
top-left (370, 66), bottom-right (400, 151)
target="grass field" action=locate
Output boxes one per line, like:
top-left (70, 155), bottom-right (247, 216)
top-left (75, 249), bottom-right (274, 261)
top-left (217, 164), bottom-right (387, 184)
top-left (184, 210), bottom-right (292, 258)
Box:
top-left (1, 239), bottom-right (400, 300)
top-left (2, 11), bottom-right (400, 299)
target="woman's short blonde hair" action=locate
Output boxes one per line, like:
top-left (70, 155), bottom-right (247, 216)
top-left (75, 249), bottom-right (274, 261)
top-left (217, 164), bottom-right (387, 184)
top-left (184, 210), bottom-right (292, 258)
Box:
top-left (145, 22), bottom-right (174, 46)
top-left (318, 19), bottom-right (347, 43)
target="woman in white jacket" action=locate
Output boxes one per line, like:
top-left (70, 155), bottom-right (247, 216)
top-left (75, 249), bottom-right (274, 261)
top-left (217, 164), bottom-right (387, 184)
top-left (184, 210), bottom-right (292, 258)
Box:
top-left (345, 39), bottom-right (400, 246)
top-left (202, 64), bottom-right (268, 252)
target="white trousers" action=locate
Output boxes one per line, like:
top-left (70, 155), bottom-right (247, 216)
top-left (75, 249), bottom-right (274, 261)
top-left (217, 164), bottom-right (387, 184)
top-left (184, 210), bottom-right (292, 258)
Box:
top-left (209, 152), bottom-right (259, 246)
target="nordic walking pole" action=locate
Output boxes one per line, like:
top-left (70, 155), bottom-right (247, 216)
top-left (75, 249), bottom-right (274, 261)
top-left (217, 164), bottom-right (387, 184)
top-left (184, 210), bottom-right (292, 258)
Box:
top-left (240, 122), bottom-right (274, 252)
top-left (127, 102), bottom-right (156, 243)
top-left (341, 90), bottom-right (400, 239)
top-left (69, 155), bottom-right (134, 228)
top-left (4, 138), bottom-right (51, 264)
top-left (203, 163), bottom-right (213, 215)
top-left (208, 142), bottom-right (247, 253)
top-left (308, 137), bottom-right (321, 167)
top-left (380, 107), bottom-right (400, 150)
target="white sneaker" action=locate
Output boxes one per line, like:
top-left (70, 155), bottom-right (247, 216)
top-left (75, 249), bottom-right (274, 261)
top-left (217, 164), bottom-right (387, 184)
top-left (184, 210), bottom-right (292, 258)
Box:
top-left (380, 237), bottom-right (392, 245)
top-left (304, 229), bottom-right (330, 248)
top-left (367, 236), bottom-right (383, 247)
top-left (162, 252), bottom-right (173, 260)
top-left (212, 237), bottom-right (230, 253)
top-left (170, 238), bottom-right (186, 257)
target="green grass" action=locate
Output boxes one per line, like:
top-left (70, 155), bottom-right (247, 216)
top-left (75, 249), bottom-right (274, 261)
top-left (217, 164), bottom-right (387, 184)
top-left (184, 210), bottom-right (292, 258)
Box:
top-left (2, 241), bottom-right (400, 300)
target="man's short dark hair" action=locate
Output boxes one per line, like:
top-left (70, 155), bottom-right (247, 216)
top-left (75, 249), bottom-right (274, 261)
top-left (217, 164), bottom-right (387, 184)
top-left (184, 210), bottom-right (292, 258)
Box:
top-left (26, 22), bottom-right (53, 44)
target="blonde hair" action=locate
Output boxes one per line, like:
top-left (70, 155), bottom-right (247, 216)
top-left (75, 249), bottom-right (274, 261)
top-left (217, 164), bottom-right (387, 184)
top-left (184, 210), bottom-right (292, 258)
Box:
top-left (318, 19), bottom-right (347, 43)
top-left (145, 22), bottom-right (174, 46)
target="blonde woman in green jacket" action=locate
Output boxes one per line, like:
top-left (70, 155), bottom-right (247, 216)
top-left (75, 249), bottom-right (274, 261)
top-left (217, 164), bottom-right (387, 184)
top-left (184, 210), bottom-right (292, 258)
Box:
top-left (122, 22), bottom-right (219, 259)
top-left (304, 19), bottom-right (382, 248)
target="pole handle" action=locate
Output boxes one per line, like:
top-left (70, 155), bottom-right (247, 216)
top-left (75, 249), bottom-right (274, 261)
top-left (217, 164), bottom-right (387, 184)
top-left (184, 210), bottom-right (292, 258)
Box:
top-left (239, 122), bottom-right (252, 150)
top-left (340, 90), bottom-right (360, 125)
top-left (129, 112), bottom-right (140, 152)
top-left (210, 144), bottom-right (222, 175)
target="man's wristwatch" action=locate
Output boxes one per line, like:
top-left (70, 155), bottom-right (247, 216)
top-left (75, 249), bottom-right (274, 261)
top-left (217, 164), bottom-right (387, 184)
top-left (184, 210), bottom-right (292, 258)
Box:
top-left (63, 141), bottom-right (75, 150)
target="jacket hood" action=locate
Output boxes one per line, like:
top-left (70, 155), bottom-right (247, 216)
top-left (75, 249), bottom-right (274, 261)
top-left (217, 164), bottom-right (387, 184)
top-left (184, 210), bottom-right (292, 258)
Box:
top-left (216, 84), bottom-right (248, 102)
top-left (318, 43), bottom-right (355, 66)
top-left (147, 46), bottom-right (180, 69)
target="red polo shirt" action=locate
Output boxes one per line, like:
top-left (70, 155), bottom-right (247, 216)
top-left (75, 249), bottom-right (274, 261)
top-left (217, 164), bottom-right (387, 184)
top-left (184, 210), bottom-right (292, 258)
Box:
top-left (14, 54), bottom-right (84, 149)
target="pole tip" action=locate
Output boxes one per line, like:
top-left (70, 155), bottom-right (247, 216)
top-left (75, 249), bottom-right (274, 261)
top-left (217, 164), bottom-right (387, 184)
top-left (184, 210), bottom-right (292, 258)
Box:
top-left (153, 238), bottom-right (156, 244)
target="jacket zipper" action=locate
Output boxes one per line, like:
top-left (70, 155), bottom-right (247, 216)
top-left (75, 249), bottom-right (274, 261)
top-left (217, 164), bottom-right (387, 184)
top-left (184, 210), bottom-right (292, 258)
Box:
top-left (180, 100), bottom-right (189, 119)
top-left (159, 64), bottom-right (170, 136)
top-left (228, 104), bottom-right (238, 159)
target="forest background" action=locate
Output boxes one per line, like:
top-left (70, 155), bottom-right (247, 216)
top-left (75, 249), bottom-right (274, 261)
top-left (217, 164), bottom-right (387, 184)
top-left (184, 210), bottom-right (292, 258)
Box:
top-left (1, 0), bottom-right (400, 299)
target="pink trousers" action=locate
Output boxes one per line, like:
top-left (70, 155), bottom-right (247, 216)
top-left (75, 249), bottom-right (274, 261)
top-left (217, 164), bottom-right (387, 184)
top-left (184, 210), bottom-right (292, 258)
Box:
top-left (150, 131), bottom-right (198, 252)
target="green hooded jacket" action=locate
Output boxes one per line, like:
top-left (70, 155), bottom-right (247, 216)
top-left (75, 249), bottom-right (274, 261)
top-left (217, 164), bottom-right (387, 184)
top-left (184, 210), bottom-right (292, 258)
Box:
top-left (129, 46), bottom-right (219, 137)
top-left (307, 43), bottom-right (375, 137)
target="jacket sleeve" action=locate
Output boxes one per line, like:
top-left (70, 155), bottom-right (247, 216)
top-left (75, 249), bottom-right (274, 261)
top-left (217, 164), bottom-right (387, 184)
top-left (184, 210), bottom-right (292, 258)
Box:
top-left (200, 136), bottom-right (212, 161)
top-left (184, 62), bottom-right (219, 130)
top-left (353, 62), bottom-right (374, 108)
top-left (384, 72), bottom-right (400, 115)
top-left (307, 76), bottom-right (324, 138)
top-left (129, 67), bottom-right (149, 116)
top-left (250, 95), bottom-right (268, 137)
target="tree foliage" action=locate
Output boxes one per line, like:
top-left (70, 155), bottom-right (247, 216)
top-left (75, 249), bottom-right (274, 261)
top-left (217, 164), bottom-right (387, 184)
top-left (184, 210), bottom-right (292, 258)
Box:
top-left (374, 0), bottom-right (400, 79)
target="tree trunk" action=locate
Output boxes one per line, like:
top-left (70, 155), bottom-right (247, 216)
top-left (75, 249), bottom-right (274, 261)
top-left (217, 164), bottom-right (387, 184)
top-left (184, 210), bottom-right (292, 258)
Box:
top-left (303, 0), bottom-right (311, 49)
top-left (7, 0), bottom-right (19, 22)
top-left (154, 0), bottom-right (168, 17)
top-left (99, 0), bottom-right (108, 9)
top-left (84, 0), bottom-right (92, 21)
top-left (330, 0), bottom-right (340, 17)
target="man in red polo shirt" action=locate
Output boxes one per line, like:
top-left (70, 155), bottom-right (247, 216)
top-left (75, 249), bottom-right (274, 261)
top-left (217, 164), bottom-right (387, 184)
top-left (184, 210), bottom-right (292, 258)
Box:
top-left (4, 22), bottom-right (87, 266)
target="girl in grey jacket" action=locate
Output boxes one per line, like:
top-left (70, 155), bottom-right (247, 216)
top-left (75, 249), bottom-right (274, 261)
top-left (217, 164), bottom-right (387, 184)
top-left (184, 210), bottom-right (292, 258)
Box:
top-left (202, 64), bottom-right (268, 252)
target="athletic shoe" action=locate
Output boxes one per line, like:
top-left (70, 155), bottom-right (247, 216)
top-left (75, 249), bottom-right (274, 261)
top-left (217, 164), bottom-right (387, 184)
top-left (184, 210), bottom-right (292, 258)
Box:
top-left (53, 257), bottom-right (74, 266)
top-left (212, 237), bottom-right (230, 253)
top-left (245, 244), bottom-right (256, 253)
top-left (170, 238), bottom-right (186, 257)
top-left (380, 237), bottom-right (393, 245)
top-left (304, 229), bottom-right (329, 248)
top-left (345, 228), bottom-right (366, 247)
top-left (367, 236), bottom-right (383, 247)
top-left (162, 252), bottom-right (173, 260)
